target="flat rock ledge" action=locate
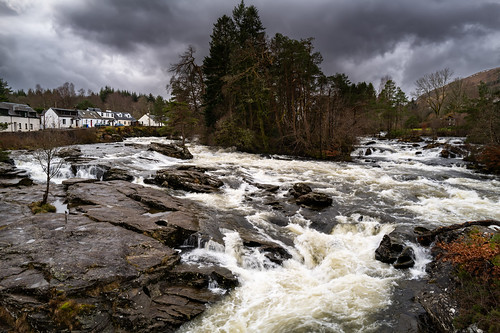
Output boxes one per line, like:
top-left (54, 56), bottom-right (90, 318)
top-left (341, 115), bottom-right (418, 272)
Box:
top-left (0, 180), bottom-right (238, 332)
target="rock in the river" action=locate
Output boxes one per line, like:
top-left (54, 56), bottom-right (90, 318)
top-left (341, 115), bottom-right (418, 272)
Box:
top-left (375, 234), bottom-right (404, 264)
top-left (393, 246), bottom-right (416, 269)
top-left (148, 142), bottom-right (193, 160)
top-left (375, 232), bottom-right (415, 268)
top-left (57, 146), bottom-right (82, 159)
top-left (289, 183), bottom-right (332, 209)
top-left (290, 182), bottom-right (312, 198)
top-left (148, 169), bottom-right (224, 193)
top-left (102, 167), bottom-right (134, 181)
top-left (0, 162), bottom-right (33, 187)
top-left (295, 192), bottom-right (332, 209)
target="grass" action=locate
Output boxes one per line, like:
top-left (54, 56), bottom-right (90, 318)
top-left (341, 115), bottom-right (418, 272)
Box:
top-left (29, 201), bottom-right (56, 214)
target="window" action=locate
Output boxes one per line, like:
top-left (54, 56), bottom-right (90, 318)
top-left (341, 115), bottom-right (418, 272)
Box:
top-left (30, 124), bottom-right (33, 130)
top-left (62, 119), bottom-right (66, 125)
top-left (19, 123), bottom-right (21, 130)
top-left (25, 123), bottom-right (28, 130)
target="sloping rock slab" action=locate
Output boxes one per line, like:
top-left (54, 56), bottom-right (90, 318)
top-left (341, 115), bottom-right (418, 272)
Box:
top-left (0, 197), bottom-right (236, 332)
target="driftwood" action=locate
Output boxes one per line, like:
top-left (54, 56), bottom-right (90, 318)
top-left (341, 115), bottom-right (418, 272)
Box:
top-left (415, 220), bottom-right (500, 246)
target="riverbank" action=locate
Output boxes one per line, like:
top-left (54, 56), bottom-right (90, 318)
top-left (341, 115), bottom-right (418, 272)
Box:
top-left (0, 126), bottom-right (168, 150)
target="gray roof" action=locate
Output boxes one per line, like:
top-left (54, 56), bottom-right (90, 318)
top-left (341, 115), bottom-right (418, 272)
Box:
top-left (114, 112), bottom-right (136, 121)
top-left (78, 109), bottom-right (102, 119)
top-left (44, 107), bottom-right (79, 119)
top-left (0, 102), bottom-right (39, 118)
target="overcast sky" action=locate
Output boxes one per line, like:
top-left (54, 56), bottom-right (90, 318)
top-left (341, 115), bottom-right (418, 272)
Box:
top-left (1, 0), bottom-right (499, 98)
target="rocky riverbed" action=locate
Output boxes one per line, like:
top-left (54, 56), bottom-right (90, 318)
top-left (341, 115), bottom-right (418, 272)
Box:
top-left (2, 136), bottom-right (499, 332)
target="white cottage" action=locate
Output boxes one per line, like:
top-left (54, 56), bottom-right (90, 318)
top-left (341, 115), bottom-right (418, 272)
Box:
top-left (0, 102), bottom-right (41, 132)
top-left (78, 109), bottom-right (102, 128)
top-left (138, 113), bottom-right (164, 127)
top-left (114, 112), bottom-right (136, 126)
top-left (42, 108), bottom-right (80, 129)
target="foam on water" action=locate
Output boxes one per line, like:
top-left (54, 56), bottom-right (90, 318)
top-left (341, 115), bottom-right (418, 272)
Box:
top-left (179, 221), bottom-right (399, 333)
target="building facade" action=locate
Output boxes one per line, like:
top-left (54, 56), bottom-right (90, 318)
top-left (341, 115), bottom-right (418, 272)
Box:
top-left (0, 102), bottom-right (41, 132)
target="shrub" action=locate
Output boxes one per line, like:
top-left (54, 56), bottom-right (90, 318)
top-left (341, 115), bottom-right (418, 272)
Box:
top-left (477, 145), bottom-right (500, 174)
top-left (436, 230), bottom-right (500, 331)
top-left (29, 201), bottom-right (56, 214)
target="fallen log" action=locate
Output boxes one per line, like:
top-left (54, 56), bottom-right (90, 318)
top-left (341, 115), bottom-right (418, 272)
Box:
top-left (415, 220), bottom-right (500, 246)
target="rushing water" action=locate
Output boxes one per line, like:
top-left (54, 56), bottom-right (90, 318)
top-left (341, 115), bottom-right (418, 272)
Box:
top-left (11, 136), bottom-right (500, 332)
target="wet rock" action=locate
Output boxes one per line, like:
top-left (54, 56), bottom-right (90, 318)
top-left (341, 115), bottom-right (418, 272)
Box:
top-left (0, 181), bottom-right (238, 332)
top-left (0, 162), bottom-right (33, 188)
top-left (375, 230), bottom-right (415, 269)
top-left (375, 234), bottom-right (404, 264)
top-left (62, 177), bottom-right (98, 189)
top-left (254, 183), bottom-right (280, 193)
top-left (393, 246), bottom-right (416, 269)
top-left (0, 177), bottom-right (33, 188)
top-left (148, 169), bottom-right (224, 193)
top-left (295, 192), bottom-right (332, 209)
top-left (0, 162), bottom-right (30, 179)
top-left (148, 143), bottom-right (193, 160)
top-left (440, 144), bottom-right (467, 159)
top-left (365, 148), bottom-right (373, 156)
top-left (290, 182), bottom-right (312, 198)
top-left (57, 146), bottom-right (82, 159)
top-left (102, 167), bottom-right (134, 181)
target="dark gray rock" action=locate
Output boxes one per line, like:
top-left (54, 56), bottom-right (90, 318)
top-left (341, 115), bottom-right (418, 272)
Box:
top-left (0, 180), bottom-right (238, 332)
top-left (290, 182), bottom-right (312, 198)
top-left (148, 143), bottom-right (193, 160)
top-left (102, 167), bottom-right (134, 181)
top-left (57, 146), bottom-right (82, 159)
top-left (393, 246), bottom-right (416, 269)
top-left (295, 192), bottom-right (332, 209)
top-left (148, 169), bottom-right (224, 193)
top-left (375, 234), bottom-right (404, 264)
top-left (375, 230), bottom-right (415, 269)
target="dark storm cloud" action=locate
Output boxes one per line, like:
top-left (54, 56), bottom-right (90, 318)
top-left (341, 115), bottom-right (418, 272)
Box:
top-left (256, 1), bottom-right (500, 74)
top-left (1, 0), bottom-right (499, 97)
top-left (53, 0), bottom-right (214, 53)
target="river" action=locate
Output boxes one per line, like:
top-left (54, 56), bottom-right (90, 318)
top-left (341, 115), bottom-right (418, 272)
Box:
top-left (11, 136), bottom-right (500, 332)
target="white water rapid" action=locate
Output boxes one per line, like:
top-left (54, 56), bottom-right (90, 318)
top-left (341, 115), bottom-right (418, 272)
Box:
top-left (11, 136), bottom-right (500, 332)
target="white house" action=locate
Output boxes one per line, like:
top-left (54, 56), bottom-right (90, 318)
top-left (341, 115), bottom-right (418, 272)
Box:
top-left (0, 102), bottom-right (41, 132)
top-left (78, 109), bottom-right (102, 128)
top-left (113, 112), bottom-right (136, 126)
top-left (42, 107), bottom-right (80, 129)
top-left (91, 108), bottom-right (115, 126)
top-left (138, 113), bottom-right (164, 127)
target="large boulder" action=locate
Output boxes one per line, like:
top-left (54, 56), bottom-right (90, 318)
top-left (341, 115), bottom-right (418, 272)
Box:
top-left (375, 232), bottom-right (415, 269)
top-left (148, 143), bottom-right (193, 160)
top-left (147, 169), bottom-right (224, 193)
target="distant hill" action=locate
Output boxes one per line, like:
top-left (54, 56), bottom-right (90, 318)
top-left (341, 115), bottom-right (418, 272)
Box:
top-left (457, 67), bottom-right (500, 98)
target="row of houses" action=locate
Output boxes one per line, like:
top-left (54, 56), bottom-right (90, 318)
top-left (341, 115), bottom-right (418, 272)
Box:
top-left (0, 102), bottom-right (164, 132)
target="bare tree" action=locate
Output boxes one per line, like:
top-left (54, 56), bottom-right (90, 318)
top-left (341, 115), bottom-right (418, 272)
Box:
top-left (33, 131), bottom-right (65, 205)
top-left (415, 68), bottom-right (454, 117)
